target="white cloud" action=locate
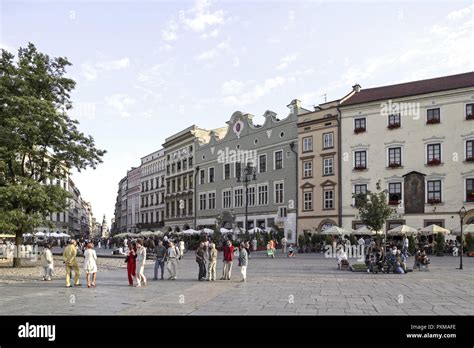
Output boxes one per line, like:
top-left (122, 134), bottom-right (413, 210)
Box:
top-left (276, 53), bottom-right (299, 70)
top-left (221, 80), bottom-right (246, 95)
top-left (162, 20), bottom-right (179, 42)
top-left (195, 38), bottom-right (231, 61)
top-left (182, 0), bottom-right (225, 33)
top-left (447, 4), bottom-right (474, 20)
top-left (105, 94), bottom-right (136, 118)
top-left (200, 28), bottom-right (219, 39)
top-left (221, 76), bottom-right (286, 106)
top-left (81, 58), bottom-right (130, 81)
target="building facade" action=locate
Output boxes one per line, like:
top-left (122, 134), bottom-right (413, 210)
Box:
top-left (195, 100), bottom-right (304, 243)
top-left (163, 125), bottom-right (217, 232)
top-left (296, 93), bottom-right (353, 238)
top-left (126, 167), bottom-right (141, 233)
top-left (339, 72), bottom-right (474, 232)
top-left (138, 149), bottom-right (166, 230)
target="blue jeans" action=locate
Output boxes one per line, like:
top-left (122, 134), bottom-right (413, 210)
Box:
top-left (154, 259), bottom-right (165, 279)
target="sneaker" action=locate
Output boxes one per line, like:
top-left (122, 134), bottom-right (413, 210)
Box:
top-left (171, 277), bottom-right (176, 280)
top-left (152, 278), bottom-right (158, 281)
top-left (240, 279), bottom-right (246, 282)
top-left (168, 276), bottom-right (174, 280)
top-left (136, 284), bottom-right (141, 287)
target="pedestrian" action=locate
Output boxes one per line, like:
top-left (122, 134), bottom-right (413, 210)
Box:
top-left (244, 240), bottom-right (251, 259)
top-left (251, 238), bottom-right (257, 252)
top-left (203, 239), bottom-right (210, 277)
top-left (40, 244), bottom-right (54, 281)
top-left (179, 239), bottom-right (185, 255)
top-left (166, 241), bottom-right (179, 280)
top-left (196, 242), bottom-right (206, 281)
top-left (238, 242), bottom-right (248, 282)
top-left (220, 240), bottom-right (234, 280)
top-left (402, 234), bottom-right (409, 257)
top-left (63, 239), bottom-right (81, 287)
top-left (126, 241), bottom-right (137, 286)
top-left (281, 236), bottom-right (287, 254)
top-left (135, 239), bottom-right (147, 287)
top-left (84, 242), bottom-right (98, 288)
top-left (208, 243), bottom-right (218, 281)
top-left (153, 240), bottom-right (167, 280)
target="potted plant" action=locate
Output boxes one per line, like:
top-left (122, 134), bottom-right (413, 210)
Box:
top-left (427, 118), bottom-right (440, 124)
top-left (435, 233), bottom-right (445, 256)
top-left (311, 233), bottom-right (320, 252)
top-left (467, 114), bottom-right (474, 120)
top-left (466, 156), bottom-right (474, 162)
top-left (388, 199), bottom-right (400, 206)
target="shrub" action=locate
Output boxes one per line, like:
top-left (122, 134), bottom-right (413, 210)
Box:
top-left (465, 233), bottom-right (474, 252)
top-left (298, 235), bottom-right (306, 249)
top-left (311, 233), bottom-right (320, 248)
top-left (408, 235), bottom-right (416, 254)
top-left (435, 233), bottom-right (445, 256)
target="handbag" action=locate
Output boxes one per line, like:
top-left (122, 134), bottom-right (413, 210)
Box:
top-left (124, 255), bottom-right (129, 263)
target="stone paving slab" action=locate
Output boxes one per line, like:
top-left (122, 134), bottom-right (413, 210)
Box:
top-left (0, 252), bottom-right (473, 315)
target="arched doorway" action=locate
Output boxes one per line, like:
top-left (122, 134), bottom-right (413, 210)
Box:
top-left (465, 209), bottom-right (474, 225)
top-left (318, 219), bottom-right (337, 233)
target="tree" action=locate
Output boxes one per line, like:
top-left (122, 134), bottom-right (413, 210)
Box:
top-left (353, 180), bottom-right (395, 248)
top-left (0, 43), bottom-right (106, 267)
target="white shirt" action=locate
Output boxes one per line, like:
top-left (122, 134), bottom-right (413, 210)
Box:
top-left (358, 238), bottom-right (365, 245)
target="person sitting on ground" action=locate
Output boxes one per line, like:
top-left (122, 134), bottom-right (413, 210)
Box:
top-left (336, 246), bottom-right (348, 270)
top-left (287, 244), bottom-right (295, 258)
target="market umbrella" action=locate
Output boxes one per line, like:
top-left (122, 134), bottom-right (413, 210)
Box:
top-left (386, 224), bottom-right (418, 236)
top-left (139, 231), bottom-right (154, 237)
top-left (0, 233), bottom-right (15, 238)
top-left (320, 226), bottom-right (350, 236)
top-left (50, 232), bottom-right (61, 238)
top-left (58, 233), bottom-right (70, 238)
top-left (34, 231), bottom-right (45, 237)
top-left (355, 225), bottom-right (383, 236)
top-left (202, 228), bottom-right (214, 234)
top-left (183, 229), bottom-right (200, 235)
top-left (452, 224), bottom-right (474, 235)
top-left (419, 224), bottom-right (450, 236)
top-left (220, 227), bottom-right (232, 233)
top-left (248, 227), bottom-right (263, 233)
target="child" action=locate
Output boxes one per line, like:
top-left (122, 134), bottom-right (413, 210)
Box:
top-left (40, 244), bottom-right (54, 281)
top-left (287, 245), bottom-right (295, 258)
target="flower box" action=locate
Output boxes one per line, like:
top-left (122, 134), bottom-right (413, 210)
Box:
top-left (427, 198), bottom-right (442, 204)
top-left (466, 157), bottom-right (474, 162)
top-left (388, 162), bottom-right (401, 168)
top-left (353, 166), bottom-right (367, 171)
top-left (426, 118), bottom-right (440, 124)
top-left (387, 123), bottom-right (401, 129)
top-left (427, 158), bottom-right (441, 166)
top-left (466, 114), bottom-right (474, 120)
top-left (389, 200), bottom-right (400, 206)
top-left (354, 127), bottom-right (366, 134)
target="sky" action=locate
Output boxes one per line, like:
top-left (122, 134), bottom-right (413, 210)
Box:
top-left (1, 0), bottom-right (473, 225)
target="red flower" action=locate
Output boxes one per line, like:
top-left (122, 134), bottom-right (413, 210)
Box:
top-left (466, 114), bottom-right (474, 120)
top-left (388, 162), bottom-right (401, 168)
top-left (389, 200), bottom-right (400, 205)
top-left (354, 165), bottom-right (366, 171)
top-left (354, 127), bottom-right (366, 134)
top-left (427, 198), bottom-right (441, 204)
top-left (427, 158), bottom-right (441, 165)
top-left (466, 157), bottom-right (474, 162)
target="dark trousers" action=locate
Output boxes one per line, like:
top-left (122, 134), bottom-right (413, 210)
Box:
top-left (197, 260), bottom-right (206, 280)
top-left (154, 259), bottom-right (165, 279)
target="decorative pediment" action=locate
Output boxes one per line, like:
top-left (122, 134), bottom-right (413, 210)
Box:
top-left (320, 179), bottom-right (337, 187)
top-left (350, 143), bottom-right (370, 149)
top-left (350, 177), bottom-right (370, 184)
top-left (384, 175), bottom-right (404, 182)
top-left (300, 182), bottom-right (315, 189)
top-left (384, 140), bottom-right (406, 146)
top-left (462, 132), bottom-right (474, 138)
top-left (461, 169), bottom-right (474, 178)
top-left (422, 136), bottom-right (445, 143)
top-left (402, 171), bottom-right (426, 177)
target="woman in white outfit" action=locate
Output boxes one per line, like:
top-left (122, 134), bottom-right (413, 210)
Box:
top-left (84, 242), bottom-right (98, 288)
top-left (40, 244), bottom-right (54, 281)
top-left (136, 239), bottom-right (147, 287)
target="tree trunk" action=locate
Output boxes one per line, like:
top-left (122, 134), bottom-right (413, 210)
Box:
top-left (13, 231), bottom-right (22, 267)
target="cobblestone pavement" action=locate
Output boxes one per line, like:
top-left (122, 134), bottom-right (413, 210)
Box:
top-left (1, 251), bottom-right (473, 316)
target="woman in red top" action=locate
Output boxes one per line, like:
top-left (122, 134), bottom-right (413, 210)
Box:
top-left (126, 242), bottom-right (137, 286)
top-left (220, 240), bottom-right (234, 280)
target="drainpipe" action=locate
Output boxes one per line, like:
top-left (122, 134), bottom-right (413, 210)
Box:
top-left (290, 141), bottom-right (298, 243)
top-left (337, 107), bottom-right (343, 228)
top-left (194, 166), bottom-right (199, 230)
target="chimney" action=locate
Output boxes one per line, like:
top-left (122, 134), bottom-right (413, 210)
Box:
top-left (287, 99), bottom-right (301, 114)
top-left (352, 84), bottom-right (361, 93)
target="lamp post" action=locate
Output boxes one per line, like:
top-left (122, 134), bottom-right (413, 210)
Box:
top-left (237, 163), bottom-right (257, 233)
top-left (459, 206), bottom-right (466, 270)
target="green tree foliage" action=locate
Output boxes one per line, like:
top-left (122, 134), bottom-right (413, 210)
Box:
top-left (0, 43), bottom-right (106, 266)
top-left (353, 180), bottom-right (395, 246)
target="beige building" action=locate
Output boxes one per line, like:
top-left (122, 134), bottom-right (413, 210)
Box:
top-left (297, 92), bottom-right (354, 238)
top-left (339, 72), bottom-right (474, 231)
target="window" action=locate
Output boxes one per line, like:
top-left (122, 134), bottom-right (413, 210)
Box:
top-left (208, 167), bottom-right (215, 183)
top-left (427, 180), bottom-right (442, 203)
top-left (324, 190), bottom-right (334, 209)
top-left (303, 161), bottom-right (313, 178)
top-left (427, 143), bottom-right (441, 165)
top-left (278, 207), bottom-right (288, 218)
top-left (208, 192), bottom-right (216, 210)
top-left (274, 182), bottom-right (284, 204)
top-left (427, 108), bottom-right (440, 124)
top-left (274, 150), bottom-right (283, 170)
top-left (467, 179), bottom-right (474, 202)
top-left (467, 104), bottom-right (474, 120)
top-left (177, 178), bottom-right (181, 192)
top-left (466, 140), bottom-right (474, 161)
top-left (323, 157), bottom-right (334, 175)
top-left (234, 188), bottom-right (244, 208)
top-left (188, 198), bottom-right (193, 215)
top-left (189, 157), bottom-right (193, 167)
top-left (171, 201), bottom-right (175, 217)
top-left (172, 179), bottom-right (176, 193)
top-left (388, 114), bottom-right (401, 129)
top-left (388, 183), bottom-right (402, 205)
top-left (199, 169), bottom-right (205, 185)
top-left (224, 163), bottom-right (231, 180)
top-left (177, 161), bottom-right (181, 171)
top-left (182, 159), bottom-right (187, 171)
top-left (303, 137), bottom-right (313, 152)
top-left (323, 132), bottom-right (334, 149)
top-left (247, 186), bottom-right (256, 207)
top-left (223, 190), bottom-right (232, 209)
top-left (183, 176), bottom-right (187, 190)
top-left (303, 192), bottom-right (313, 211)
top-left (354, 184), bottom-right (367, 195)
top-left (189, 175), bottom-right (193, 189)
top-left (258, 184), bottom-right (268, 205)
top-left (354, 118), bottom-right (366, 133)
top-left (354, 151), bottom-right (367, 170)
top-left (150, 179), bottom-right (154, 190)
top-left (259, 154), bottom-right (267, 173)
top-left (171, 163), bottom-right (175, 173)
top-left (235, 162), bottom-right (242, 179)
top-left (388, 147), bottom-right (402, 167)
top-left (199, 193), bottom-right (206, 210)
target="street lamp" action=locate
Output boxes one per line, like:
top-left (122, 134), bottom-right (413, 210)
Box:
top-left (237, 163), bottom-right (257, 233)
top-left (458, 206), bottom-right (466, 270)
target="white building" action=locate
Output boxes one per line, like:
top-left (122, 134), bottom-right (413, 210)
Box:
top-left (340, 72), bottom-right (474, 231)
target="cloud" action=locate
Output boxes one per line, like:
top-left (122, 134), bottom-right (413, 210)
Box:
top-left (200, 28), bottom-right (219, 39)
top-left (447, 4), bottom-right (473, 20)
top-left (221, 80), bottom-right (246, 95)
top-left (276, 53), bottom-right (299, 70)
top-left (182, 0), bottom-right (225, 33)
top-left (81, 58), bottom-right (130, 81)
top-left (162, 19), bottom-right (179, 42)
top-left (220, 76), bottom-right (286, 106)
top-left (195, 38), bottom-right (231, 61)
top-left (105, 94), bottom-right (136, 118)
